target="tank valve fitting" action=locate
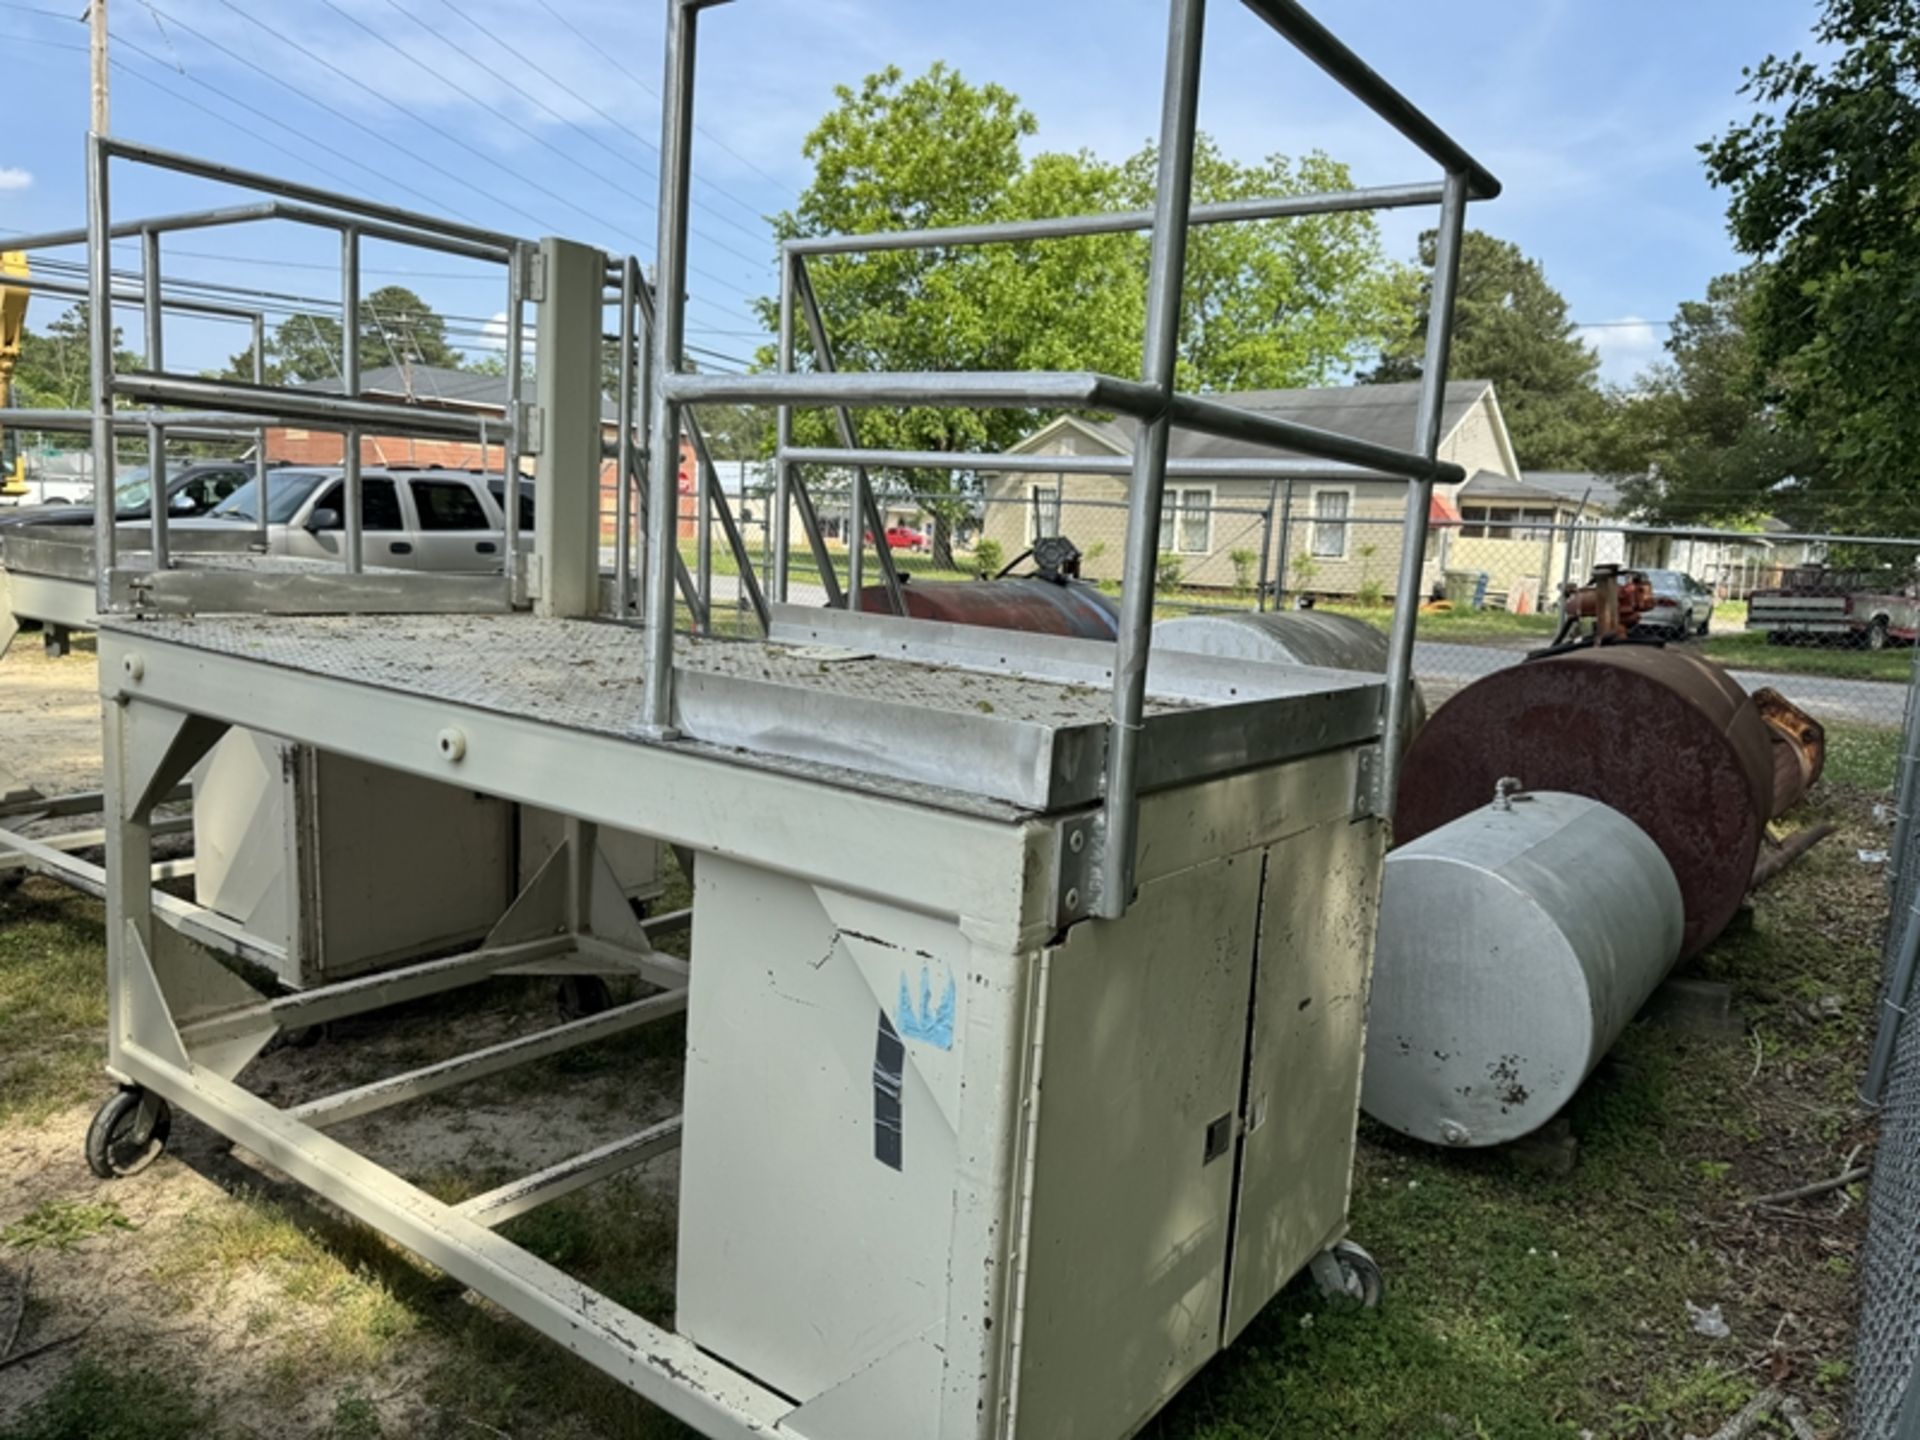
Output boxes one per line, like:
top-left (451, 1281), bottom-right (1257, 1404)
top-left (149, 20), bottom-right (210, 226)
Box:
top-left (1491, 776), bottom-right (1524, 811)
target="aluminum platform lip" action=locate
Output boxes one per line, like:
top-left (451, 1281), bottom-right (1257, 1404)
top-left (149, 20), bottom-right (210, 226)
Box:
top-left (100, 612), bottom-right (1384, 814)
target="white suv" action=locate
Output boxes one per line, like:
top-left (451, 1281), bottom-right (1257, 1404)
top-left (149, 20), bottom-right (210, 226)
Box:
top-left (173, 466), bottom-right (532, 572)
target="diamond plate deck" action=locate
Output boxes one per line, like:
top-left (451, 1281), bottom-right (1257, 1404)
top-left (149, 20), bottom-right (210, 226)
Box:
top-left (104, 613), bottom-right (1382, 814)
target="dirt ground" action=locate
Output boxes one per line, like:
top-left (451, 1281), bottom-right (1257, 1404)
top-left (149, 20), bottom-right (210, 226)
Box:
top-left (0, 642), bottom-right (1891, 1438)
top-left (0, 638), bottom-right (107, 796)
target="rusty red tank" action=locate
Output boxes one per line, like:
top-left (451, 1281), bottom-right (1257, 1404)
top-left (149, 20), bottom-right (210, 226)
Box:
top-left (1396, 646), bottom-right (1775, 959)
top-left (855, 578), bottom-right (1118, 640)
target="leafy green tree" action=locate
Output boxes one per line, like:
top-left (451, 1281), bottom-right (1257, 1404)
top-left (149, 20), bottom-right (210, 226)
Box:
top-left (1598, 269), bottom-right (1823, 526)
top-left (14, 303), bottom-right (142, 408)
top-left (1367, 230), bottom-right (1603, 469)
top-left (1702, 0), bottom-right (1920, 535)
top-left (759, 63), bottom-right (1410, 563)
top-left (224, 286), bottom-right (464, 385)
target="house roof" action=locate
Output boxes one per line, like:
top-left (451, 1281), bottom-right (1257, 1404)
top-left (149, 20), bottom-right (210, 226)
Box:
top-left (1025, 379), bottom-right (1495, 465)
top-left (1521, 470), bottom-right (1625, 512)
top-left (1456, 469), bottom-right (1572, 504)
top-left (301, 363), bottom-right (619, 424)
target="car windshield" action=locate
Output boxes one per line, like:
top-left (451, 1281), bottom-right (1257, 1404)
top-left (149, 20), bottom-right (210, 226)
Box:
top-left (113, 469), bottom-right (156, 511)
top-left (1643, 570), bottom-right (1685, 591)
top-left (209, 471), bottom-right (328, 524)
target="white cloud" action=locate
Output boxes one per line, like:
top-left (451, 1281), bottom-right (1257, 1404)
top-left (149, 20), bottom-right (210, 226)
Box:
top-left (1577, 317), bottom-right (1665, 384)
top-left (0, 167), bottom-right (32, 192)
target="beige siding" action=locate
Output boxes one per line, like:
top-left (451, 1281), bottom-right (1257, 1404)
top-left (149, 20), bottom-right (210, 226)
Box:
top-left (985, 389), bottom-right (1524, 601)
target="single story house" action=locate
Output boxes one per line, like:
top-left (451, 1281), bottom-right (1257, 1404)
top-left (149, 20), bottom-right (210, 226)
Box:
top-left (1446, 469), bottom-right (1622, 610)
top-left (982, 379), bottom-right (1523, 601)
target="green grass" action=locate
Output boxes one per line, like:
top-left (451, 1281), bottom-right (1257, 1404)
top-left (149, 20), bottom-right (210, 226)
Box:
top-left (0, 879), bottom-right (109, 1124)
top-left (0, 1360), bottom-right (212, 1440)
top-left (2, 1198), bottom-right (136, 1252)
top-left (1701, 628), bottom-right (1913, 682)
top-left (1821, 724), bottom-right (1902, 789)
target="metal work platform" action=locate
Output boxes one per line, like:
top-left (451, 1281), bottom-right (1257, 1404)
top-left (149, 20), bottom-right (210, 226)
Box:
top-left (40, 0), bottom-right (1501, 1433)
top-left (113, 608), bottom-right (1382, 815)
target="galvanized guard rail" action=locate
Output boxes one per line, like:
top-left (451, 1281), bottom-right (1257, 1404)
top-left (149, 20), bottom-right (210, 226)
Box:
top-left (644, 0), bottom-right (1497, 917)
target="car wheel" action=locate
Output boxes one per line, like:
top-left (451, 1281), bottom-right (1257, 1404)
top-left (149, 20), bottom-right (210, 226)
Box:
top-left (1866, 618), bottom-right (1890, 651)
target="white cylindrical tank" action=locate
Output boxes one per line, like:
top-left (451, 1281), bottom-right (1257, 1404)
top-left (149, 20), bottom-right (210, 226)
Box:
top-left (1362, 789), bottom-right (1684, 1148)
top-left (1155, 609), bottom-right (1426, 735)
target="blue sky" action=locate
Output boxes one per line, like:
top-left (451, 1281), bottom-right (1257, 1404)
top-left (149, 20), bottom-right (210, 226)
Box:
top-left (1, 0), bottom-right (1817, 383)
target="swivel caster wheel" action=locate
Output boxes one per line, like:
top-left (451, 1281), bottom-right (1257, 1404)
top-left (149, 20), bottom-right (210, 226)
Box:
top-left (1309, 1239), bottom-right (1383, 1309)
top-left (556, 975), bottom-right (613, 1021)
top-left (85, 1087), bottom-right (172, 1179)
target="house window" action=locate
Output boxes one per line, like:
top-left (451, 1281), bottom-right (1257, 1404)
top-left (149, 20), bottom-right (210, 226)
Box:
top-left (1158, 486), bottom-right (1213, 555)
top-left (1310, 489), bottom-right (1350, 559)
top-left (1028, 484), bottom-right (1061, 542)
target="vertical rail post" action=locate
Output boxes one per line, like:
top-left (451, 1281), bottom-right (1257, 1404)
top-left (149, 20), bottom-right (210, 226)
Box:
top-left (771, 247), bottom-right (794, 604)
top-left (140, 227), bottom-right (169, 570)
top-left (616, 257), bottom-right (637, 616)
top-left (1272, 478), bottom-right (1293, 604)
top-left (695, 433), bottom-right (712, 622)
top-left (87, 133), bottom-right (116, 610)
top-left (643, 0), bottom-right (700, 736)
top-left (1377, 168), bottom-right (1469, 812)
top-left (1256, 480), bottom-right (1277, 612)
top-left (1094, 0), bottom-right (1207, 921)
top-left (847, 470), bottom-right (865, 609)
top-left (340, 226), bottom-right (363, 573)
top-left (634, 268), bottom-right (654, 612)
top-left (503, 243), bottom-right (526, 603)
top-left (251, 312), bottom-right (270, 553)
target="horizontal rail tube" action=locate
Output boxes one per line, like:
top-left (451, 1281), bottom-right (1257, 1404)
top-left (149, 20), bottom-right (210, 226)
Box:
top-left (786, 181), bottom-right (1446, 257)
top-left (779, 444), bottom-right (1377, 480)
top-left (112, 372), bottom-right (500, 439)
top-left (179, 935), bottom-right (576, 1047)
top-left (3, 201), bottom-right (282, 254)
top-left (1167, 391), bottom-right (1463, 482)
top-left (665, 369), bottom-right (1164, 413)
top-left (100, 137), bottom-right (523, 252)
top-left (7, 272), bottom-right (263, 321)
top-left (0, 828), bottom-right (280, 966)
top-left (6, 406), bottom-right (280, 434)
top-left (289, 989), bottom-right (688, 1128)
top-left (455, 1117), bottom-right (684, 1228)
top-left (1237, 0), bottom-right (1500, 199)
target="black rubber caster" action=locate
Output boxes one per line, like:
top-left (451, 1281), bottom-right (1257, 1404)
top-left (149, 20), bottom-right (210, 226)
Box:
top-left (556, 975), bottom-right (613, 1021)
top-left (85, 1087), bottom-right (172, 1179)
top-left (1310, 1239), bottom-right (1384, 1309)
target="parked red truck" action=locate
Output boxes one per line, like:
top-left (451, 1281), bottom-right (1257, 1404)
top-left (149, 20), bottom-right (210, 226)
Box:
top-left (1746, 566), bottom-right (1920, 649)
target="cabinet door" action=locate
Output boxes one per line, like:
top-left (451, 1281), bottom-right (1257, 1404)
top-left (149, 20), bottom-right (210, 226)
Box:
top-left (1015, 852), bottom-right (1261, 1440)
top-left (1223, 814), bottom-right (1384, 1342)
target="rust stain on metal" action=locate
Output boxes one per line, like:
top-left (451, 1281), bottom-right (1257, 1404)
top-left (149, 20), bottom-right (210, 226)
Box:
top-left (1752, 686), bottom-right (1825, 817)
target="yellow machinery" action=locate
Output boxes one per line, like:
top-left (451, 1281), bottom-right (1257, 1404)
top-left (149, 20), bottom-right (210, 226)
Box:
top-left (1, 250), bottom-right (28, 496)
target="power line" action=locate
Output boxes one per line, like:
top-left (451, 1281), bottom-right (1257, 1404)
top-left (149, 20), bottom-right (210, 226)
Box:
top-left (527, 0), bottom-right (795, 206)
top-left (221, 0), bottom-right (764, 301)
top-left (382, 0), bottom-right (776, 262)
top-left (199, 0), bottom-right (638, 244)
top-left (311, 0), bottom-right (770, 273)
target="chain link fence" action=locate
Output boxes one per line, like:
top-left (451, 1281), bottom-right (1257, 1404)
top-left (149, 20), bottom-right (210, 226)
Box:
top-left (1854, 641), bottom-right (1920, 1437)
top-left (700, 482), bottom-right (1920, 732)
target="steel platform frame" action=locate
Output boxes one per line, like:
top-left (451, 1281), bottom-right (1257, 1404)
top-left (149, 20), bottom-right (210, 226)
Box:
top-left (62, 1), bottom-right (1498, 1435)
top-left (667, 0), bottom-right (1493, 916)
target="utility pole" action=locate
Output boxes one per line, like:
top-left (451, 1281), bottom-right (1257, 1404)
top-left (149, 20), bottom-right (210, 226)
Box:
top-left (89, 0), bottom-right (108, 133)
